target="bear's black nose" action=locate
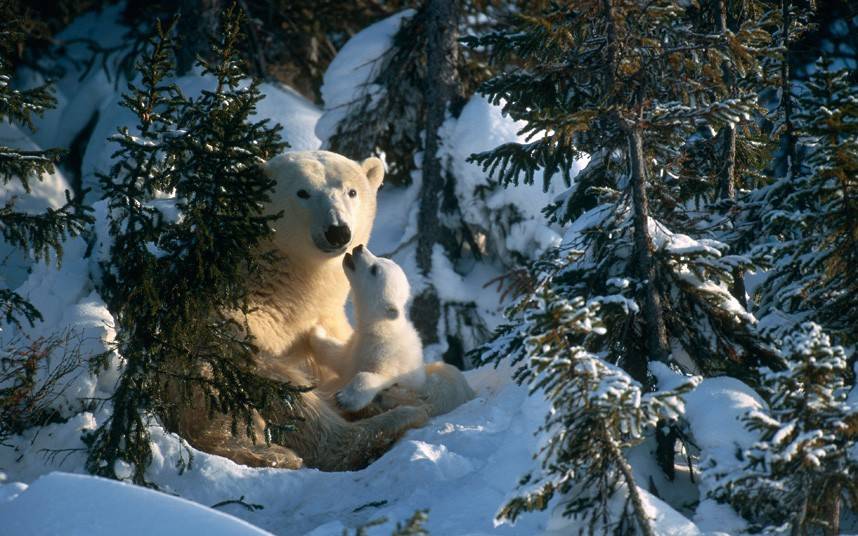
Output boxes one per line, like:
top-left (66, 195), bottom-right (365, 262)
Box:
top-left (325, 225), bottom-right (351, 248)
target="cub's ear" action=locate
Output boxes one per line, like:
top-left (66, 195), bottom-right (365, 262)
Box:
top-left (385, 305), bottom-right (399, 320)
top-left (361, 157), bottom-right (385, 189)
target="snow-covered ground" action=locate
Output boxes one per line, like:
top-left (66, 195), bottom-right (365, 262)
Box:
top-left (1, 363), bottom-right (554, 535)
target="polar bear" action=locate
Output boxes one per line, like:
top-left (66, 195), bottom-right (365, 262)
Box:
top-left (170, 150), bottom-right (469, 472)
top-left (310, 244), bottom-right (426, 412)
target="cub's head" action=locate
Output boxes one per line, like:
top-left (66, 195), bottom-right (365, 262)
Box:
top-left (263, 151), bottom-right (384, 260)
top-left (343, 245), bottom-right (410, 322)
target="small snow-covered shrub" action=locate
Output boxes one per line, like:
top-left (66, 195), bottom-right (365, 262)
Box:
top-left (712, 322), bottom-right (858, 534)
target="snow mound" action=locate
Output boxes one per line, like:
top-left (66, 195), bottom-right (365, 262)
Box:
top-left (131, 363), bottom-right (551, 535)
top-left (0, 123), bottom-right (74, 289)
top-left (0, 472), bottom-right (273, 536)
top-left (685, 377), bottom-right (764, 534)
top-left (315, 10), bottom-right (416, 144)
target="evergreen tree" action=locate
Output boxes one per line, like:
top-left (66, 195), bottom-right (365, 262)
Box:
top-left (0, 0), bottom-right (92, 328)
top-left (753, 60), bottom-right (858, 345)
top-left (712, 322), bottom-right (858, 535)
top-left (468, 0), bottom-right (777, 382)
top-left (483, 253), bottom-right (696, 534)
top-left (122, 0), bottom-right (411, 97)
top-left (87, 7), bottom-right (301, 485)
top-left (465, 0), bottom-right (786, 528)
top-left (678, 0), bottom-right (780, 306)
top-left (726, 0), bottom-right (813, 314)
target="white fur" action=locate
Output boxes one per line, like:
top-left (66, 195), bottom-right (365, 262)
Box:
top-left (311, 245), bottom-right (426, 412)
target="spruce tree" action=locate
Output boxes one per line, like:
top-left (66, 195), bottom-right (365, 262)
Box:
top-left (753, 60), bottom-right (858, 345)
top-left (483, 256), bottom-right (696, 534)
top-left (712, 322), bottom-right (858, 535)
top-left (466, 0), bottom-right (785, 529)
top-left (726, 0), bottom-right (813, 315)
top-left (468, 0), bottom-right (777, 382)
top-left (679, 0), bottom-right (780, 306)
top-left (88, 7), bottom-right (301, 485)
top-left (0, 1), bottom-right (92, 328)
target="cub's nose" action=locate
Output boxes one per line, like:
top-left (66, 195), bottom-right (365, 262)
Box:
top-left (324, 224), bottom-right (351, 249)
top-left (353, 244), bottom-right (364, 256)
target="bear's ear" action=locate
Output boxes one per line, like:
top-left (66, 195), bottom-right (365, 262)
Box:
top-left (261, 153), bottom-right (292, 179)
top-left (385, 305), bottom-right (399, 320)
top-left (361, 157), bottom-right (385, 189)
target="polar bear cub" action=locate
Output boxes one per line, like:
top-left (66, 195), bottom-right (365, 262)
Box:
top-left (311, 244), bottom-right (426, 411)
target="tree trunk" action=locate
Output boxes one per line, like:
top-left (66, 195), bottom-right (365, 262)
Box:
top-left (412, 0), bottom-right (458, 346)
top-left (819, 481), bottom-right (841, 536)
top-left (605, 428), bottom-right (656, 536)
top-left (713, 0), bottom-right (736, 203)
top-left (417, 0), bottom-right (457, 275)
top-left (781, 0), bottom-right (796, 173)
top-left (718, 94), bottom-right (747, 308)
top-left (718, 125), bottom-right (737, 201)
top-left (629, 127), bottom-right (670, 378)
top-left (712, 0), bottom-right (747, 307)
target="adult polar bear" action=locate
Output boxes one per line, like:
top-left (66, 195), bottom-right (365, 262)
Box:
top-left (177, 150), bottom-right (469, 471)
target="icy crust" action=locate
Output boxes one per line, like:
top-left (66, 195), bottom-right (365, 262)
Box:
top-left (0, 472), bottom-right (273, 536)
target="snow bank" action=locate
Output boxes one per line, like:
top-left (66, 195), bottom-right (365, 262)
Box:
top-left (143, 363), bottom-right (550, 536)
top-left (1, 362), bottom-right (553, 535)
top-left (437, 95), bottom-right (587, 261)
top-left (0, 123), bottom-right (74, 288)
top-left (685, 377), bottom-right (764, 534)
top-left (0, 472), bottom-right (272, 536)
top-left (80, 74), bottom-right (321, 202)
top-left (15, 4), bottom-right (130, 152)
top-left (315, 10), bottom-right (416, 144)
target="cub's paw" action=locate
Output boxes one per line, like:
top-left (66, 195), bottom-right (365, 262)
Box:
top-left (336, 385), bottom-right (375, 412)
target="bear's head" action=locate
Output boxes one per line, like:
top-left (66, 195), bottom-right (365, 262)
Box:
top-left (264, 151), bottom-right (384, 260)
top-left (342, 244), bottom-right (409, 323)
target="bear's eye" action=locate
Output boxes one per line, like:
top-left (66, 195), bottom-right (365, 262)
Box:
top-left (370, 265), bottom-right (378, 276)
top-left (348, 188), bottom-right (358, 198)
top-left (297, 189), bottom-right (310, 199)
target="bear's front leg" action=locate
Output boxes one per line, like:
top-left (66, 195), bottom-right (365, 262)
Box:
top-left (336, 372), bottom-right (392, 412)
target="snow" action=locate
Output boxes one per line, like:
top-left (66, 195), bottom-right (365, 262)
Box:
top-left (438, 94), bottom-right (587, 261)
top-left (79, 74), bottom-right (321, 202)
top-left (1, 363), bottom-right (553, 535)
top-left (6, 5), bottom-right (853, 536)
top-left (0, 123), bottom-right (74, 288)
top-left (0, 472), bottom-right (273, 536)
top-left (315, 10), bottom-right (416, 145)
top-left (684, 377), bottom-right (765, 534)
